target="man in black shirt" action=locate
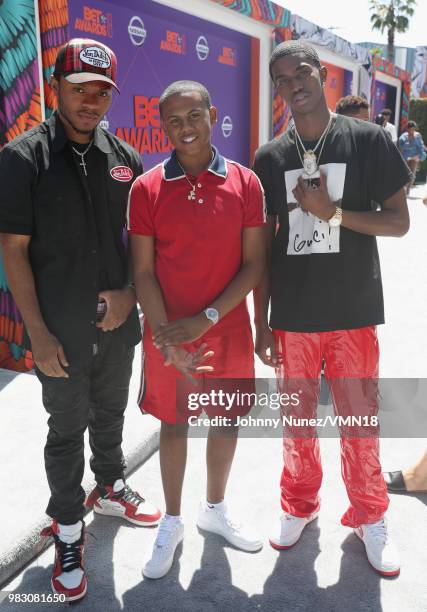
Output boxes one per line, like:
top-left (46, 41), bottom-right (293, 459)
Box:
top-left (253, 41), bottom-right (410, 577)
top-left (0, 39), bottom-right (160, 601)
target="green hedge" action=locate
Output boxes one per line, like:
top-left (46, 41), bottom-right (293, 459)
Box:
top-left (410, 98), bottom-right (427, 182)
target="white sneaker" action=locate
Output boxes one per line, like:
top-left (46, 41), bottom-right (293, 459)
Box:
top-left (142, 517), bottom-right (184, 579)
top-left (197, 501), bottom-right (263, 552)
top-left (269, 512), bottom-right (318, 550)
top-left (354, 517), bottom-right (400, 576)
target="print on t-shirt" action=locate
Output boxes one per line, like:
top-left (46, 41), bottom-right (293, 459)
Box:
top-left (285, 163), bottom-right (346, 256)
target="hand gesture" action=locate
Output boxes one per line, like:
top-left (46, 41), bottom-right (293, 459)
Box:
top-left (97, 288), bottom-right (135, 332)
top-left (255, 325), bottom-right (280, 368)
top-left (293, 172), bottom-right (336, 221)
top-left (32, 330), bottom-right (69, 378)
top-left (162, 343), bottom-right (214, 383)
top-left (153, 314), bottom-right (209, 348)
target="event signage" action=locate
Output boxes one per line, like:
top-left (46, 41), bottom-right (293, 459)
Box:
top-left (69, 0), bottom-right (252, 169)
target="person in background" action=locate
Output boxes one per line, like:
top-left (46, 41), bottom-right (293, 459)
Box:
top-left (336, 95), bottom-right (370, 121)
top-left (0, 39), bottom-right (161, 602)
top-left (384, 449), bottom-right (427, 494)
top-left (398, 120), bottom-right (427, 194)
top-left (380, 108), bottom-right (398, 143)
top-left (375, 113), bottom-right (387, 129)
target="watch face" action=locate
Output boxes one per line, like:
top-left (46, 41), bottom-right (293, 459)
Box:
top-left (205, 308), bottom-right (219, 323)
top-left (329, 217), bottom-right (341, 227)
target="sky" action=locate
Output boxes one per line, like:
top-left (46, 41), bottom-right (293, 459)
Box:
top-left (275, 0), bottom-right (426, 49)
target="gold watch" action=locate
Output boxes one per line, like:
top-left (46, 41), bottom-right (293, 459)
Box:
top-left (328, 206), bottom-right (343, 228)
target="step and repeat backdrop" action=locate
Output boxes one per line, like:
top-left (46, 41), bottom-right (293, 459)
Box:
top-left (68, 0), bottom-right (253, 169)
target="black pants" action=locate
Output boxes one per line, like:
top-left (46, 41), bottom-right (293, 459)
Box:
top-left (36, 332), bottom-right (135, 524)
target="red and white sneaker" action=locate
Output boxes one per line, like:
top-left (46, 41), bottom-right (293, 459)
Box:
top-left (40, 520), bottom-right (87, 602)
top-left (86, 479), bottom-right (161, 526)
top-left (354, 517), bottom-right (400, 576)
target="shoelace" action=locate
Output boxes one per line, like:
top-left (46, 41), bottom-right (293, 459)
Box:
top-left (217, 509), bottom-right (241, 532)
top-left (155, 521), bottom-right (177, 549)
top-left (110, 484), bottom-right (145, 506)
top-left (365, 519), bottom-right (389, 544)
top-left (53, 534), bottom-right (83, 573)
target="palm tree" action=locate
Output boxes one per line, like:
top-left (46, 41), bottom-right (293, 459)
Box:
top-left (369, 0), bottom-right (417, 63)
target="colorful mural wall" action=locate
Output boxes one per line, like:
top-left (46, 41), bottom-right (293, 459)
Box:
top-left (38, 0), bottom-right (69, 118)
top-left (412, 46), bottom-right (427, 99)
top-left (0, 0), bottom-right (43, 370)
top-left (371, 56), bottom-right (411, 133)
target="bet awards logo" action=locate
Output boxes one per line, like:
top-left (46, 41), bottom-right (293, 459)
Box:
top-left (74, 6), bottom-right (113, 38)
top-left (221, 116), bottom-right (233, 138)
top-left (196, 36), bottom-right (209, 61)
top-left (128, 16), bottom-right (147, 46)
top-left (80, 46), bottom-right (111, 68)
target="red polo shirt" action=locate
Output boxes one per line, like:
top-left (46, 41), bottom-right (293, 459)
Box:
top-left (128, 147), bottom-right (265, 336)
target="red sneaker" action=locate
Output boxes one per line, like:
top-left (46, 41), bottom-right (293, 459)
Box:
top-left (40, 521), bottom-right (87, 602)
top-left (86, 479), bottom-right (161, 526)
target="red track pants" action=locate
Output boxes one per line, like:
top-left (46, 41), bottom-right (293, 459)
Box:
top-left (273, 326), bottom-right (389, 527)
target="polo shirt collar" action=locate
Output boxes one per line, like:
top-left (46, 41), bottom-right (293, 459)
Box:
top-left (48, 112), bottom-right (112, 154)
top-left (163, 145), bottom-right (227, 180)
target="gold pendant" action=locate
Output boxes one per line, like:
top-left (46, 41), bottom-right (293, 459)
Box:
top-left (302, 150), bottom-right (319, 178)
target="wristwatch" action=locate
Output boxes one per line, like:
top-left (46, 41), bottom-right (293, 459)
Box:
top-left (328, 206), bottom-right (343, 228)
top-left (204, 307), bottom-right (219, 325)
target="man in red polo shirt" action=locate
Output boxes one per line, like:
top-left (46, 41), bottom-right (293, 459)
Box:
top-left (128, 80), bottom-right (266, 579)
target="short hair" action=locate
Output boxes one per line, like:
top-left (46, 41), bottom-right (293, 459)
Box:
top-left (336, 95), bottom-right (369, 116)
top-left (407, 120), bottom-right (417, 129)
top-left (381, 108), bottom-right (392, 116)
top-left (159, 80), bottom-right (212, 115)
top-left (269, 40), bottom-right (321, 80)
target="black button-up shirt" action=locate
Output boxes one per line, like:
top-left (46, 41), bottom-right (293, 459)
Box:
top-left (0, 113), bottom-right (142, 363)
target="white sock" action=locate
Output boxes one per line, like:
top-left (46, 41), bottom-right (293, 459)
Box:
top-left (113, 479), bottom-right (125, 492)
top-left (58, 520), bottom-right (82, 544)
top-left (206, 500), bottom-right (226, 512)
top-left (164, 513), bottom-right (182, 523)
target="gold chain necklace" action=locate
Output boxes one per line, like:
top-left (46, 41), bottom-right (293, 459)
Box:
top-left (177, 149), bottom-right (215, 201)
top-left (294, 114), bottom-right (333, 179)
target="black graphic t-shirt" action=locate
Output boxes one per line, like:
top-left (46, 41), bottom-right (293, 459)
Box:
top-left (253, 114), bottom-right (411, 333)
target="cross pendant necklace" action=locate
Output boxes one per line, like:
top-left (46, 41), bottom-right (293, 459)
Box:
top-left (187, 184), bottom-right (196, 200)
top-left (71, 141), bottom-right (93, 176)
top-left (177, 149), bottom-right (215, 201)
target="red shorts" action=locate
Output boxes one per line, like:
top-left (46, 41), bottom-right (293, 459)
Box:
top-left (139, 325), bottom-right (255, 424)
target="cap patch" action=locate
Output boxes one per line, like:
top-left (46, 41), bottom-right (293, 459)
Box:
top-left (80, 46), bottom-right (111, 69)
top-left (110, 166), bottom-right (133, 182)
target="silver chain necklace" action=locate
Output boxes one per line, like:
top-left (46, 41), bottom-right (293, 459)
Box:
top-left (177, 149), bottom-right (215, 201)
top-left (294, 114), bottom-right (334, 179)
top-left (71, 140), bottom-right (93, 176)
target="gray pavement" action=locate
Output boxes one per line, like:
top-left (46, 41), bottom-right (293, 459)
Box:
top-left (0, 185), bottom-right (427, 611)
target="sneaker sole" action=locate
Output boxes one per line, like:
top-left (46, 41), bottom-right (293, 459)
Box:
top-left (93, 505), bottom-right (161, 526)
top-left (51, 579), bottom-right (87, 602)
top-left (353, 530), bottom-right (401, 577)
top-left (196, 521), bottom-right (263, 552)
top-left (269, 513), bottom-right (319, 551)
top-left (142, 537), bottom-right (184, 579)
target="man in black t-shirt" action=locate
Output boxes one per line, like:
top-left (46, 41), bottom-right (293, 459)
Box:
top-left (0, 39), bottom-right (162, 601)
top-left (253, 41), bottom-right (410, 577)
